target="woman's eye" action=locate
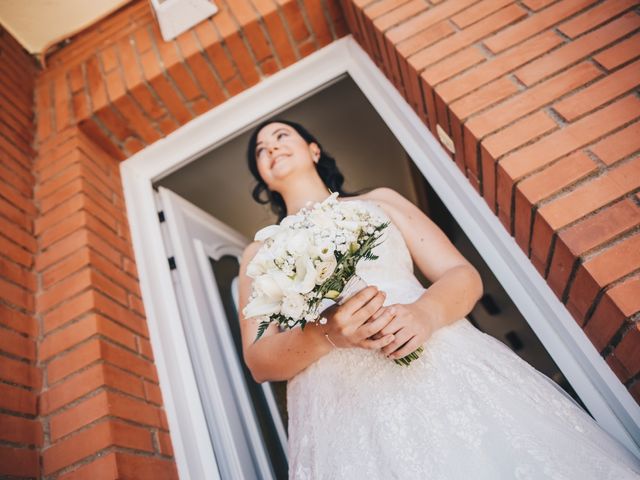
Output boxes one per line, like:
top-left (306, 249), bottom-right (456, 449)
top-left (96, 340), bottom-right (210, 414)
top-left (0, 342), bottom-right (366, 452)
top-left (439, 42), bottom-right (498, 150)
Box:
top-left (277, 132), bottom-right (287, 140)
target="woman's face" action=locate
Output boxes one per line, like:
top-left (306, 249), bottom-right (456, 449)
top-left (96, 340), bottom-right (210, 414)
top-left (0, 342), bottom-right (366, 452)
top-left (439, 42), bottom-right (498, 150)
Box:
top-left (254, 122), bottom-right (319, 189)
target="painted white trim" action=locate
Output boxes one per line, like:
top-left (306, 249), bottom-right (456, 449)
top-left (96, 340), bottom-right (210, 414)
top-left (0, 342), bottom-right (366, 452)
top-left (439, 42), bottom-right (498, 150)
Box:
top-left (121, 36), bottom-right (640, 478)
top-left (149, 0), bottom-right (218, 42)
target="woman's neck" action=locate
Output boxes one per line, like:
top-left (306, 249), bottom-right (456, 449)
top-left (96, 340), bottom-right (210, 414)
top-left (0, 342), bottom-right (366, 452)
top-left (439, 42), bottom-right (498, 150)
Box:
top-left (280, 177), bottom-right (333, 215)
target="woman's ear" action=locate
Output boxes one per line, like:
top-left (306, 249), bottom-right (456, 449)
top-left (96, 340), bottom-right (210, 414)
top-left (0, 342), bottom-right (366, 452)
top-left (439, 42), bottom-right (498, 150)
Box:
top-left (310, 142), bottom-right (321, 163)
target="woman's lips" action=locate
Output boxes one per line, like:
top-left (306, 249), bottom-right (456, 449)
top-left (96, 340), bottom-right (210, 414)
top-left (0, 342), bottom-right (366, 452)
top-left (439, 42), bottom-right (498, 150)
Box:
top-left (271, 153), bottom-right (290, 168)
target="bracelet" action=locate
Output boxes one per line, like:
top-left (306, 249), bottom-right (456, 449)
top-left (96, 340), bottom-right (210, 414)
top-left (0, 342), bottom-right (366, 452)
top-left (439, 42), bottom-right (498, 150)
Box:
top-left (324, 332), bottom-right (338, 348)
top-left (319, 317), bottom-right (337, 348)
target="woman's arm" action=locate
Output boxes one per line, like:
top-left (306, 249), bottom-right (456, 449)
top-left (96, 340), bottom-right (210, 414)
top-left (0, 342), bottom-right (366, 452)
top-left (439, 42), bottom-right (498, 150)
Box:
top-left (364, 187), bottom-right (484, 359)
top-left (238, 241), bottom-right (393, 383)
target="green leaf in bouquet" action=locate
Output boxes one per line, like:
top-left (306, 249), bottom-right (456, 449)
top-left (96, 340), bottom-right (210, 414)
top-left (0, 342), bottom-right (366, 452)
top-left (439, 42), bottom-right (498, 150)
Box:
top-left (255, 319), bottom-right (272, 342)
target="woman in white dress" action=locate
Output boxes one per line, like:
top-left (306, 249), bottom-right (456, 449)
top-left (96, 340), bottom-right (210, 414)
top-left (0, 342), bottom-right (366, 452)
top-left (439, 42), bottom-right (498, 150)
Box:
top-left (238, 118), bottom-right (640, 479)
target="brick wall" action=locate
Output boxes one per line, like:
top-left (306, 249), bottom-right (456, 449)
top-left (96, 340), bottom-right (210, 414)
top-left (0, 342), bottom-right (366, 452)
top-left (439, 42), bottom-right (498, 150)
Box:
top-left (341, 0), bottom-right (640, 401)
top-left (0, 25), bottom-right (42, 479)
top-left (1, 0), bottom-right (638, 477)
top-left (33, 128), bottom-right (178, 478)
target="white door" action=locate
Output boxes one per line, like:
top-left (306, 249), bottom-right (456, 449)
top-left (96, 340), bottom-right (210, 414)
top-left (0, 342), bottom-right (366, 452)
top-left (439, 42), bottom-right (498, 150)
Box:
top-left (157, 186), bottom-right (288, 479)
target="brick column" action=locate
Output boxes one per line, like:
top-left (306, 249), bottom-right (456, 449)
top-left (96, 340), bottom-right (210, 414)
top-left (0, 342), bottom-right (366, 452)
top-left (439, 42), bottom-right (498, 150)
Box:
top-left (0, 24), bottom-right (42, 480)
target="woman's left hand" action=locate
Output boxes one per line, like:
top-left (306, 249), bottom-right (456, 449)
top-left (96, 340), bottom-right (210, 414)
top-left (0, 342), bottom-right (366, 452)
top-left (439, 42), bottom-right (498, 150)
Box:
top-left (368, 300), bottom-right (444, 359)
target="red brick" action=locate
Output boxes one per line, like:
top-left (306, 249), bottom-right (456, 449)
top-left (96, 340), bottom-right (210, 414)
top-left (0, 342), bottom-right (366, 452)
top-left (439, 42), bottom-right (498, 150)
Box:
top-left (0, 355), bottom-right (40, 389)
top-left (0, 303), bottom-right (36, 337)
top-left (566, 232), bottom-right (640, 322)
top-left (0, 413), bottom-right (42, 446)
top-left (422, 46), bottom-right (486, 85)
top-left (410, 3), bottom-right (526, 70)
top-left (0, 383), bottom-right (36, 415)
top-left (0, 446), bottom-right (39, 478)
top-left (41, 363), bottom-right (145, 415)
top-left (547, 199), bottom-right (640, 297)
top-left (536, 154), bottom-right (640, 232)
top-left (484, 0), bottom-right (597, 53)
top-left (438, 30), bottom-right (562, 102)
top-left (612, 323), bottom-right (640, 380)
top-left (558, 0), bottom-right (638, 38)
top-left (47, 338), bottom-right (102, 385)
top-left (514, 12), bottom-right (640, 86)
top-left (0, 326), bottom-right (36, 361)
top-left (585, 275), bottom-right (640, 351)
top-left (50, 390), bottom-right (163, 441)
top-left (593, 33), bottom-right (640, 70)
top-left (386, 0), bottom-right (476, 43)
top-left (553, 59), bottom-right (640, 121)
top-left (451, 0), bottom-right (514, 29)
top-left (498, 95), bottom-right (640, 189)
top-left (57, 452), bottom-right (178, 480)
top-left (40, 313), bottom-right (137, 360)
top-left (482, 110), bottom-right (557, 160)
top-left (42, 419), bottom-right (154, 475)
top-left (513, 151), bottom-right (598, 252)
top-left (589, 121), bottom-right (640, 166)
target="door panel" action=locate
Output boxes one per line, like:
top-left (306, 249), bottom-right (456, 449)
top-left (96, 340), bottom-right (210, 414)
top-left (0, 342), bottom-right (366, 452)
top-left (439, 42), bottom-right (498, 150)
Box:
top-left (158, 187), bottom-right (288, 479)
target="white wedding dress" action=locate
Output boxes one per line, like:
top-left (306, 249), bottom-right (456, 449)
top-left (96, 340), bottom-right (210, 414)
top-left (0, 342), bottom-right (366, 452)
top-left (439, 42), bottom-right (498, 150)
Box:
top-left (285, 199), bottom-right (640, 479)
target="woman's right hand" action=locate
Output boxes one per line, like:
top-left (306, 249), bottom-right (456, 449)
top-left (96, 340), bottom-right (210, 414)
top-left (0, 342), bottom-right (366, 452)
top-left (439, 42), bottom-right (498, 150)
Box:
top-left (320, 286), bottom-right (395, 350)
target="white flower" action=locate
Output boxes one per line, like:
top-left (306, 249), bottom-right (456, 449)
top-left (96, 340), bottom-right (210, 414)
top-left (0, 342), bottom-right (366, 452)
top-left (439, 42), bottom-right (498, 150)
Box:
top-left (281, 213), bottom-right (305, 229)
top-left (285, 230), bottom-right (313, 257)
top-left (242, 295), bottom-right (281, 319)
top-left (291, 255), bottom-right (317, 294)
top-left (308, 211), bottom-right (336, 231)
top-left (254, 224), bottom-right (281, 242)
top-left (281, 293), bottom-right (306, 319)
top-left (314, 257), bottom-right (337, 284)
top-left (254, 273), bottom-right (285, 301)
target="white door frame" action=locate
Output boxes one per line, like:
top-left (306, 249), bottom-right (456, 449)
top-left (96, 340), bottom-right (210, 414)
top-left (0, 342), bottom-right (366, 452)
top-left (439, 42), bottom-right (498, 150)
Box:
top-left (121, 36), bottom-right (640, 478)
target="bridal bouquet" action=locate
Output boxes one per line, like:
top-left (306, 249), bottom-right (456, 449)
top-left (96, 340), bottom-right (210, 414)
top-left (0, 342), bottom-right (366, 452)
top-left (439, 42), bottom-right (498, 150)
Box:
top-left (242, 192), bottom-right (423, 366)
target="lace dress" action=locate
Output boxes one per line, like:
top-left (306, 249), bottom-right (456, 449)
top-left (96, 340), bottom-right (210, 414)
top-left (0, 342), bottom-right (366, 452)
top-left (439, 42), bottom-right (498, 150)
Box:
top-left (286, 199), bottom-right (640, 479)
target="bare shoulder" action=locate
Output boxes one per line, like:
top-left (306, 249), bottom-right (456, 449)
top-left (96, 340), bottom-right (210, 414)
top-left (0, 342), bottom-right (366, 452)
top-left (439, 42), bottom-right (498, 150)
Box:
top-left (240, 240), bottom-right (264, 270)
top-left (358, 187), bottom-right (414, 218)
top-left (362, 186), bottom-right (407, 206)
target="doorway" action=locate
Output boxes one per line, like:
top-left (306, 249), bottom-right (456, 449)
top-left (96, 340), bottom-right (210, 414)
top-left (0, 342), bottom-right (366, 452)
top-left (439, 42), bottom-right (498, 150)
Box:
top-left (121, 36), bottom-right (639, 480)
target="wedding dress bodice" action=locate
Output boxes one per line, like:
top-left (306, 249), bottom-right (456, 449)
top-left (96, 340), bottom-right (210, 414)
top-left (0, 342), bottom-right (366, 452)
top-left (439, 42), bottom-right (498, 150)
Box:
top-left (285, 198), bottom-right (640, 480)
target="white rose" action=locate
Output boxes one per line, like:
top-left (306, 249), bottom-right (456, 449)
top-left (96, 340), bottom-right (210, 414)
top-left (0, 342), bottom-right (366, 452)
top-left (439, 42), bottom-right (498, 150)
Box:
top-left (314, 257), bottom-right (337, 284)
top-left (281, 293), bottom-right (306, 320)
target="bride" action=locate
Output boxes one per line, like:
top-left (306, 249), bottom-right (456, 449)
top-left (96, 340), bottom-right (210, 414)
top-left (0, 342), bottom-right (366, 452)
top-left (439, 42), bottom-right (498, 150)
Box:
top-left (237, 118), bottom-right (640, 479)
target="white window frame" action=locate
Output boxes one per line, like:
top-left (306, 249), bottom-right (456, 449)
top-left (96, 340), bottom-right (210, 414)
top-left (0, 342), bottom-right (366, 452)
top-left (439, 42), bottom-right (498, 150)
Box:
top-left (120, 35), bottom-right (640, 479)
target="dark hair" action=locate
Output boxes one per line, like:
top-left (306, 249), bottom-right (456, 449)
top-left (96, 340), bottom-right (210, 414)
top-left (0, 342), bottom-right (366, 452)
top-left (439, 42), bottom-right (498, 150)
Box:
top-left (246, 118), bottom-right (361, 223)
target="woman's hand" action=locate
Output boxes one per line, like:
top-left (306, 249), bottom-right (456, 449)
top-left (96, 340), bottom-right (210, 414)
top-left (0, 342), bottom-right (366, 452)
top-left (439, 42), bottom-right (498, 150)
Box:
top-left (370, 300), bottom-right (445, 360)
top-left (320, 285), bottom-right (396, 350)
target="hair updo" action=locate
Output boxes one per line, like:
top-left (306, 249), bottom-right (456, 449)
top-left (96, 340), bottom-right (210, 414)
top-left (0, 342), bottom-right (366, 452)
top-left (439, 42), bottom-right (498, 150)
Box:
top-left (246, 118), bottom-right (359, 223)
